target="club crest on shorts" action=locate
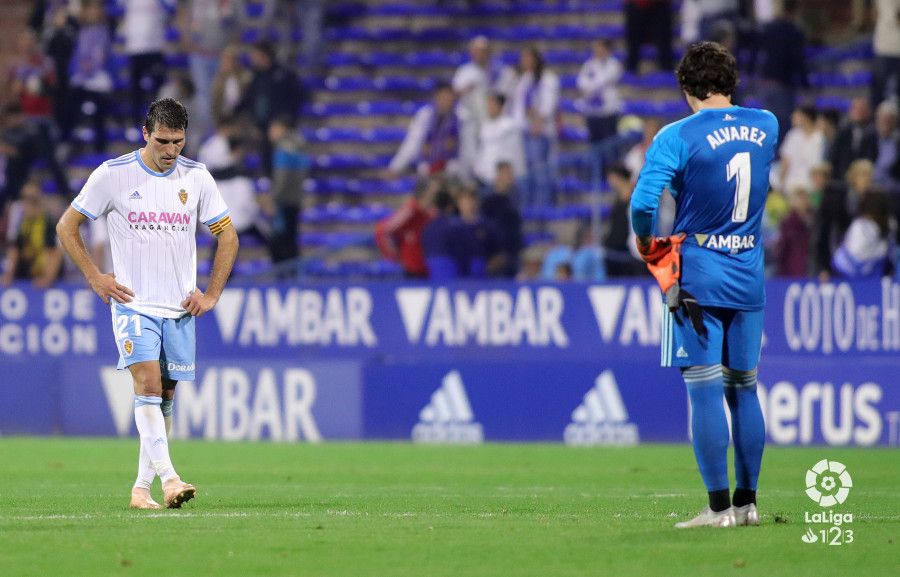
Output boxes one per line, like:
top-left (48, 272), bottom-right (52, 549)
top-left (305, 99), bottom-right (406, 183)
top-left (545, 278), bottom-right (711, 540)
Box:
top-left (178, 189), bottom-right (188, 205)
top-left (123, 339), bottom-right (133, 356)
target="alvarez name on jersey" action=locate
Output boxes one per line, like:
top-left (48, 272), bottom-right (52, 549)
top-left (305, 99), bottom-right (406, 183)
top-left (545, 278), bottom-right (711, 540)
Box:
top-left (71, 151), bottom-right (230, 318)
top-left (631, 106), bottom-right (778, 310)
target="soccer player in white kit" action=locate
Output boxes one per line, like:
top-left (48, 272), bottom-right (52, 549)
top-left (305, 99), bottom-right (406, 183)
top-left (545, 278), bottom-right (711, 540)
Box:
top-left (57, 99), bottom-right (239, 509)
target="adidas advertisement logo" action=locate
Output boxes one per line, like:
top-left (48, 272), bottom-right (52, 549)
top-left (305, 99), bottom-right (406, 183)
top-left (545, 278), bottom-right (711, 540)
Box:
top-left (564, 370), bottom-right (639, 446)
top-left (724, 113), bottom-right (736, 121)
top-left (129, 190), bottom-right (142, 200)
top-left (412, 370), bottom-right (483, 444)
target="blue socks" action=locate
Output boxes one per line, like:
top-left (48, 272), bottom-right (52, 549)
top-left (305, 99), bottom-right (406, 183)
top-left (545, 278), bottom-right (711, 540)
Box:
top-left (682, 366), bottom-right (730, 494)
top-left (682, 365), bottom-right (767, 510)
top-left (723, 367), bottom-right (765, 495)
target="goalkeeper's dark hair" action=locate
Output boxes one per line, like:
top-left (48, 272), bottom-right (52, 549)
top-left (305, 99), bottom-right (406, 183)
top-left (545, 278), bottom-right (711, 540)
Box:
top-left (676, 41), bottom-right (738, 100)
top-left (144, 98), bottom-right (189, 135)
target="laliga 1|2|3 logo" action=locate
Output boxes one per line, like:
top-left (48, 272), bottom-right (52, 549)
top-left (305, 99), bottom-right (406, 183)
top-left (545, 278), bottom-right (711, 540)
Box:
top-left (800, 459), bottom-right (854, 546)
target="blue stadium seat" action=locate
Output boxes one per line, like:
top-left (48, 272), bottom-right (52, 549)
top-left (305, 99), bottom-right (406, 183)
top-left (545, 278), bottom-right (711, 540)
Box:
top-left (620, 72), bottom-right (678, 89)
top-left (234, 259), bottom-right (271, 276)
top-left (313, 154), bottom-right (392, 170)
top-left (559, 125), bottom-right (588, 143)
top-left (304, 101), bottom-right (426, 117)
top-left (815, 96), bottom-right (851, 112)
top-left (245, 2), bottom-right (265, 18)
top-left (523, 231), bottom-right (557, 247)
top-left (809, 71), bottom-right (871, 89)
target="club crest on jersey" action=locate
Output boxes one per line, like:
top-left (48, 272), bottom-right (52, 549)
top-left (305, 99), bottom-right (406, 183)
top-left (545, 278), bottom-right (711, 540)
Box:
top-left (123, 339), bottom-right (133, 356)
top-left (179, 189), bottom-right (188, 205)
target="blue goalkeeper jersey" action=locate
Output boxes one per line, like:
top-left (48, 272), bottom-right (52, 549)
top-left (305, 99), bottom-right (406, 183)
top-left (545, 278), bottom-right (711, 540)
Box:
top-left (631, 105), bottom-right (778, 310)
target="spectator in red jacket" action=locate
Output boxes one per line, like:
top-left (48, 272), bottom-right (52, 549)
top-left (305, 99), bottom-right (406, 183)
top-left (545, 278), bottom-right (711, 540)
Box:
top-left (375, 178), bottom-right (437, 278)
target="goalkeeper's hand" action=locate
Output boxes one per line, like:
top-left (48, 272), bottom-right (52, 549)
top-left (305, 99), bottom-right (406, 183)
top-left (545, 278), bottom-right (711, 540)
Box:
top-left (635, 233), bottom-right (686, 264)
top-left (636, 233), bottom-right (686, 295)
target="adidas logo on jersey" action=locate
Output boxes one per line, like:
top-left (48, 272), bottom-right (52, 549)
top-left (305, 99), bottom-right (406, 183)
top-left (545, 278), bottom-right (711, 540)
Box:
top-left (129, 191), bottom-right (142, 200)
top-left (724, 113), bottom-right (736, 121)
top-left (677, 346), bottom-right (689, 358)
top-left (412, 370), bottom-right (483, 444)
top-left (564, 370), bottom-right (639, 446)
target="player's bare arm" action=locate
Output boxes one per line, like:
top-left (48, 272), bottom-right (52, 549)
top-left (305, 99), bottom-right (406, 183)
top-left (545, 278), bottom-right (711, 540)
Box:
top-left (181, 223), bottom-right (238, 317)
top-left (56, 207), bottom-right (135, 304)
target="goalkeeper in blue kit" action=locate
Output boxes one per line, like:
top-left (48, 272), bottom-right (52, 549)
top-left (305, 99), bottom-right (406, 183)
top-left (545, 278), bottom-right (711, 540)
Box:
top-left (630, 42), bottom-right (778, 528)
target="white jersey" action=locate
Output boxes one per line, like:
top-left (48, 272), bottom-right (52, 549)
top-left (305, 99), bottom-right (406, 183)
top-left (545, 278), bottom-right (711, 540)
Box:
top-left (72, 150), bottom-right (230, 318)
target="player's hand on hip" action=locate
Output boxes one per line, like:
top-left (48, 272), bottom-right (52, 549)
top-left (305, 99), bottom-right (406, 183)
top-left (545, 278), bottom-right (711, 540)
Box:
top-left (181, 289), bottom-right (216, 317)
top-left (635, 233), bottom-right (686, 264)
top-left (89, 273), bottom-right (134, 304)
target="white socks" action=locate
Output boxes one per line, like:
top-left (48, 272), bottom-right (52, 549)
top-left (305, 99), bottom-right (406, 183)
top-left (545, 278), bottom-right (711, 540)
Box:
top-left (134, 398), bottom-right (174, 490)
top-left (133, 396), bottom-right (178, 485)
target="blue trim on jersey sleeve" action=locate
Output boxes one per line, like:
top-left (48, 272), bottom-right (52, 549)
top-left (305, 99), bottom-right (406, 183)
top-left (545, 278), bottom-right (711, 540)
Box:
top-left (203, 209), bottom-right (230, 226)
top-left (106, 151), bottom-right (139, 167)
top-left (177, 156), bottom-right (204, 168)
top-left (71, 202), bottom-right (98, 221)
top-left (106, 158), bottom-right (137, 168)
top-left (137, 150), bottom-right (177, 177)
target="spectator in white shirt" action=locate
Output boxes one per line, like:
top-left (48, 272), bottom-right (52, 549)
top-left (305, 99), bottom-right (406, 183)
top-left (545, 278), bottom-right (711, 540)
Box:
top-left (872, 0), bottom-right (900, 107)
top-left (577, 39), bottom-right (623, 191)
top-left (510, 47), bottom-right (560, 207)
top-left (780, 105), bottom-right (826, 194)
top-left (510, 47), bottom-right (560, 140)
top-left (577, 40), bottom-right (623, 144)
top-left (452, 36), bottom-right (516, 177)
top-left (452, 37), bottom-right (517, 120)
top-left (474, 93), bottom-right (525, 189)
top-left (385, 83), bottom-right (466, 179)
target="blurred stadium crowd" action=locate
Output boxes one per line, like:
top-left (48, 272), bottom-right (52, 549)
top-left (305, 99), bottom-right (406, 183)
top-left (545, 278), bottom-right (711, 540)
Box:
top-left (0, 0), bottom-right (898, 286)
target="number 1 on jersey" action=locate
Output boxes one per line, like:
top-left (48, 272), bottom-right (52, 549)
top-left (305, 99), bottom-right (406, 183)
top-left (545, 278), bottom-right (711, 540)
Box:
top-left (727, 152), bottom-right (751, 223)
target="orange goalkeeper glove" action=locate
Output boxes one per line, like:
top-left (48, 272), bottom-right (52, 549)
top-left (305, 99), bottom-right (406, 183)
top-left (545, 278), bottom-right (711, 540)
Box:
top-left (635, 233), bottom-right (683, 265)
top-left (635, 233), bottom-right (686, 294)
top-left (636, 233), bottom-right (708, 336)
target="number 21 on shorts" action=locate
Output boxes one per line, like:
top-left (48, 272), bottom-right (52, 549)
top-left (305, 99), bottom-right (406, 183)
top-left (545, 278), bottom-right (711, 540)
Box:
top-left (116, 313), bottom-right (143, 340)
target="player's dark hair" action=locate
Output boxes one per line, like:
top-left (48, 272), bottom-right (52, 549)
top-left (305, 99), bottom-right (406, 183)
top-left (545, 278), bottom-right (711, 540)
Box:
top-left (676, 42), bottom-right (738, 101)
top-left (144, 98), bottom-right (188, 134)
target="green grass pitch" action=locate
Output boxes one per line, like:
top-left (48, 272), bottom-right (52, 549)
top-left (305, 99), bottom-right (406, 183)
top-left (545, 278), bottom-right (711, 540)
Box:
top-left (0, 438), bottom-right (896, 577)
